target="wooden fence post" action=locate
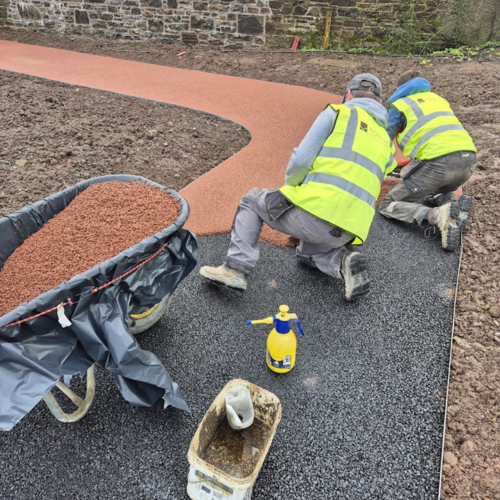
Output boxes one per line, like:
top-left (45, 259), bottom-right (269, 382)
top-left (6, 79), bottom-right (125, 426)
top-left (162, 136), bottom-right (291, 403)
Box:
top-left (323, 11), bottom-right (332, 50)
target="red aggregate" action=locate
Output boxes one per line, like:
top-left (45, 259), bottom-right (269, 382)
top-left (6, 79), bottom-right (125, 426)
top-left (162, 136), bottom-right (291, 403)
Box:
top-left (0, 181), bottom-right (180, 317)
top-left (260, 224), bottom-right (299, 248)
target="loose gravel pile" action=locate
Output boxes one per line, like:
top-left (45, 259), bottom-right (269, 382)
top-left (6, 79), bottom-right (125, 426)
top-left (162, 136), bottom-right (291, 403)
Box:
top-left (0, 181), bottom-right (180, 316)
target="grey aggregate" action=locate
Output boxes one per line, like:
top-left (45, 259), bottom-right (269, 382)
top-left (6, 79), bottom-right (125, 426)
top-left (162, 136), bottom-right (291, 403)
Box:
top-left (0, 214), bottom-right (459, 499)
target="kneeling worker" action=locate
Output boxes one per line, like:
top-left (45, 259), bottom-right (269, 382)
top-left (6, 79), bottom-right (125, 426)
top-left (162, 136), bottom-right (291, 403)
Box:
top-left (200, 74), bottom-right (396, 301)
top-left (379, 70), bottom-right (477, 251)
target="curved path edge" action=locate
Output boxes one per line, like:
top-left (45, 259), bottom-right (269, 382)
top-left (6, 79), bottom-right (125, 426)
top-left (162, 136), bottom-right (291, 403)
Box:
top-left (0, 40), bottom-right (346, 235)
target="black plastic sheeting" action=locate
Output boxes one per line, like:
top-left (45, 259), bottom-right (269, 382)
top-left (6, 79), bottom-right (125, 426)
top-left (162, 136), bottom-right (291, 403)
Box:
top-left (0, 175), bottom-right (197, 431)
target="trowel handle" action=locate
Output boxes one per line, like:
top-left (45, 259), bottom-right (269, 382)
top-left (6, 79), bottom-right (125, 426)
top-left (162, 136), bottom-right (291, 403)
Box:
top-left (246, 317), bottom-right (274, 326)
top-left (293, 319), bottom-right (305, 337)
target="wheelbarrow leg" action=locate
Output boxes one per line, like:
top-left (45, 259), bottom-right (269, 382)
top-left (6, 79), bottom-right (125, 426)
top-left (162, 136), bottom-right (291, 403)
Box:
top-left (42, 364), bottom-right (96, 423)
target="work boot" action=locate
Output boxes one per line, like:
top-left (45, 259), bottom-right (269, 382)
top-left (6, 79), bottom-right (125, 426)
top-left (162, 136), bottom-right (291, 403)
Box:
top-left (341, 252), bottom-right (370, 301)
top-left (455, 195), bottom-right (472, 231)
top-left (199, 264), bottom-right (247, 291)
top-left (427, 203), bottom-right (460, 252)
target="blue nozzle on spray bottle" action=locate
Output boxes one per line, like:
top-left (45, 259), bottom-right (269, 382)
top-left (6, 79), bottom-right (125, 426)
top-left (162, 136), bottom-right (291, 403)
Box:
top-left (247, 305), bottom-right (304, 373)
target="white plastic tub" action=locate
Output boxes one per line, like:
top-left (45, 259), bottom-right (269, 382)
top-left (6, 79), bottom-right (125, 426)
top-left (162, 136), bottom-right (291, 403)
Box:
top-left (187, 379), bottom-right (281, 500)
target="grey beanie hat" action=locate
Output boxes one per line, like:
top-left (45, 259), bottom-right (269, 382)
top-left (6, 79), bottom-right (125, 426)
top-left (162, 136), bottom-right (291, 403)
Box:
top-left (346, 73), bottom-right (382, 99)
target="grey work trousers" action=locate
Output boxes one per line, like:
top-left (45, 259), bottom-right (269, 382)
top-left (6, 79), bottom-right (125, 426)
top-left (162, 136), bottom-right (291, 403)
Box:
top-left (225, 188), bottom-right (354, 278)
top-left (379, 151), bottom-right (477, 226)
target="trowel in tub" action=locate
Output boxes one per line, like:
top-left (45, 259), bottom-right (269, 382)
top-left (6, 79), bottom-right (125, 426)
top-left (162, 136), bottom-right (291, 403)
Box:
top-left (225, 385), bottom-right (254, 430)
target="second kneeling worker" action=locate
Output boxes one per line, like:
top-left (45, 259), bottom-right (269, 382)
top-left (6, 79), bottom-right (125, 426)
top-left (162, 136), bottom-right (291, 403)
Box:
top-left (379, 70), bottom-right (477, 251)
top-left (200, 73), bottom-right (396, 301)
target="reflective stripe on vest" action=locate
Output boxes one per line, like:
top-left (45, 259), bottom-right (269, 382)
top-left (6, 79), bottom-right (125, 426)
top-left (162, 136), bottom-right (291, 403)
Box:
top-left (313, 107), bottom-right (391, 185)
top-left (409, 124), bottom-right (466, 158)
top-left (384, 151), bottom-right (397, 177)
top-left (341, 106), bottom-right (357, 149)
top-left (314, 148), bottom-right (386, 184)
top-left (280, 104), bottom-right (395, 244)
top-left (398, 96), bottom-right (455, 149)
top-left (302, 172), bottom-right (376, 208)
top-left (393, 92), bottom-right (476, 160)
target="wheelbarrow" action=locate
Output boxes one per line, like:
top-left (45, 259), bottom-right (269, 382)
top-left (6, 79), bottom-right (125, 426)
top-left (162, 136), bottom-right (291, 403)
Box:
top-left (0, 175), bottom-right (197, 431)
top-left (42, 295), bottom-right (174, 424)
top-left (42, 292), bottom-right (175, 423)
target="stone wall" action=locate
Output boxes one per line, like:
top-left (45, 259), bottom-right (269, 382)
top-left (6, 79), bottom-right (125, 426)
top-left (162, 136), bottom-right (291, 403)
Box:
top-left (2, 0), bottom-right (271, 47)
top-left (266, 0), bottom-right (446, 49)
top-left (2, 0), bottom-right (447, 49)
top-left (0, 0), bottom-right (13, 27)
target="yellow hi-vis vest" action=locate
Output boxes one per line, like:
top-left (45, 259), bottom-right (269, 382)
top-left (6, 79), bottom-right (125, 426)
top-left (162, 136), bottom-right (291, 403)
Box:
top-left (392, 91), bottom-right (476, 160)
top-left (280, 104), bottom-right (397, 245)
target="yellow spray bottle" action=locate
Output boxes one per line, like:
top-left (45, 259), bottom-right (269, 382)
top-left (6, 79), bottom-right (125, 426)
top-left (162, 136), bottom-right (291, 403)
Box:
top-left (247, 305), bottom-right (305, 373)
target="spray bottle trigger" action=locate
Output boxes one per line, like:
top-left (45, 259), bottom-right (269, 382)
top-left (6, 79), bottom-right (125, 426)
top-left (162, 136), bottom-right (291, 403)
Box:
top-left (292, 319), bottom-right (305, 337)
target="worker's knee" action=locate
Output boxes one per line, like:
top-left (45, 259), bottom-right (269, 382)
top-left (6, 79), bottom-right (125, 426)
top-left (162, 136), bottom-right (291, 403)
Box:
top-left (242, 187), bottom-right (264, 202)
top-left (239, 187), bottom-right (266, 210)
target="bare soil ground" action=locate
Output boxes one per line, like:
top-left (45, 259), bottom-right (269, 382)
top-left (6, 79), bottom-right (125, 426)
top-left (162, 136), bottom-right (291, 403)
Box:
top-left (0, 69), bottom-right (250, 216)
top-left (1, 30), bottom-right (499, 500)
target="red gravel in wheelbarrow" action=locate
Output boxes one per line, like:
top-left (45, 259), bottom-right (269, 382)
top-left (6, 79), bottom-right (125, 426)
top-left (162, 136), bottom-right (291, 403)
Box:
top-left (0, 181), bottom-right (180, 316)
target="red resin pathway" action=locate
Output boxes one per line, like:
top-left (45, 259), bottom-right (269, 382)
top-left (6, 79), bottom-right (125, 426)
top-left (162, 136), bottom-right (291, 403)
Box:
top-left (0, 41), bottom-right (407, 236)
